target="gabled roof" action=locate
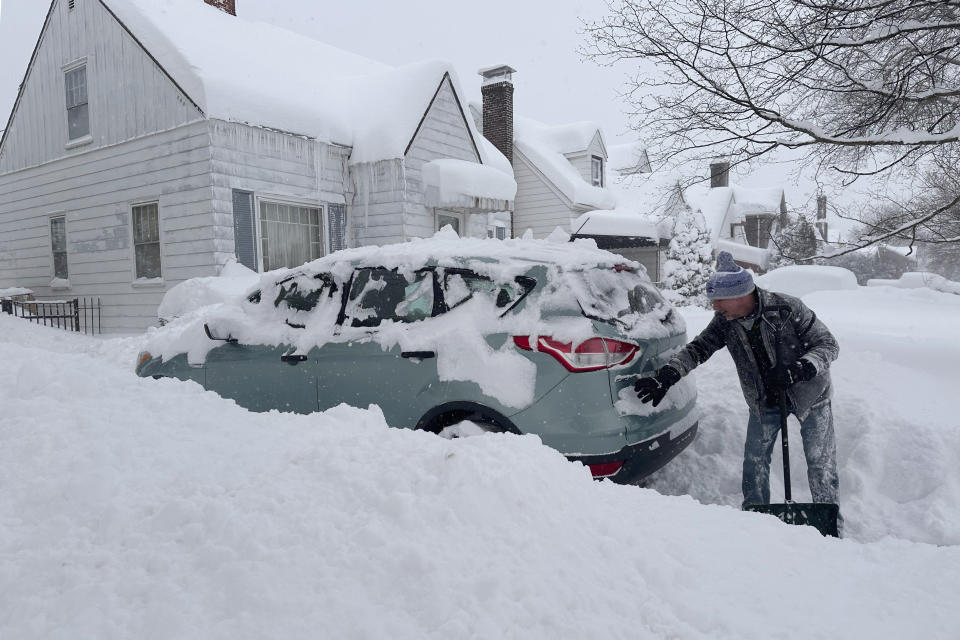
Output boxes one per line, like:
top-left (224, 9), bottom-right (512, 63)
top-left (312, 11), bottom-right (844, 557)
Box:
top-left (607, 141), bottom-right (651, 175)
top-left (96, 0), bottom-right (502, 167)
top-left (512, 115), bottom-right (614, 210)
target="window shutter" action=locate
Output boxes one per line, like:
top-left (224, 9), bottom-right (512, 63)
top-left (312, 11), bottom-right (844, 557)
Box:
top-left (232, 190), bottom-right (257, 270)
top-left (327, 203), bottom-right (347, 253)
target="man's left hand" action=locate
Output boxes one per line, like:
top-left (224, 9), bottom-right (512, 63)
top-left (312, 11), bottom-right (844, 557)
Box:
top-left (770, 359), bottom-right (817, 390)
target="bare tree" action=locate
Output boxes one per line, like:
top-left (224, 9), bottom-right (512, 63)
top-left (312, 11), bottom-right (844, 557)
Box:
top-left (585, 0), bottom-right (960, 252)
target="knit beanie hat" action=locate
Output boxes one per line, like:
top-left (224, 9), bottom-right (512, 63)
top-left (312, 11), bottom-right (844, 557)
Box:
top-left (705, 251), bottom-right (755, 300)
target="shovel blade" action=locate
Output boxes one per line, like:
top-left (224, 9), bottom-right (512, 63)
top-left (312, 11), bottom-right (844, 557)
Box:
top-left (744, 502), bottom-right (840, 538)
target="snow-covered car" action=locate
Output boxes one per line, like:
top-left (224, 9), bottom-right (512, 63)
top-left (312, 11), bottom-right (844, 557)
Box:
top-left (136, 234), bottom-right (698, 483)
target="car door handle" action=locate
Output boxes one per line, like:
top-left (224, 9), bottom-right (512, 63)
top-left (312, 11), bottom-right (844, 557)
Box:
top-left (281, 354), bottom-right (308, 363)
top-left (401, 351), bottom-right (435, 359)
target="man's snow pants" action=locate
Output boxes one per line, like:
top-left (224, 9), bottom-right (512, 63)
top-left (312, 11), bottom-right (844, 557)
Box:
top-left (741, 396), bottom-right (839, 507)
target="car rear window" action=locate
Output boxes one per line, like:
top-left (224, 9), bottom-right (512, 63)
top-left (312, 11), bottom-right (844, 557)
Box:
top-left (569, 267), bottom-right (667, 322)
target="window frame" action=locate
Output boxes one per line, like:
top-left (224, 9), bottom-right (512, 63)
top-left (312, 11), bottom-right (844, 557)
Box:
top-left (131, 201), bottom-right (163, 282)
top-left (49, 214), bottom-right (69, 283)
top-left (591, 155), bottom-right (604, 188)
top-left (255, 195), bottom-right (327, 272)
top-left (63, 60), bottom-right (90, 144)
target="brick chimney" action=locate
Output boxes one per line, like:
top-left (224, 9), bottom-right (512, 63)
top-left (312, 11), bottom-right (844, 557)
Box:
top-left (710, 161), bottom-right (730, 188)
top-left (816, 194), bottom-right (828, 241)
top-left (479, 65), bottom-right (516, 165)
top-left (204, 0), bottom-right (236, 15)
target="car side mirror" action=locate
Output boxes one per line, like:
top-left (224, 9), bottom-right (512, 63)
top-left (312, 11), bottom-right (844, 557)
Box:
top-left (204, 323), bottom-right (238, 343)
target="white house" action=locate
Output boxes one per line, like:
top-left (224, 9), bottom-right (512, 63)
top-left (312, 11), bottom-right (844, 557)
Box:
top-left (0, 0), bottom-right (515, 333)
top-left (683, 162), bottom-right (788, 272)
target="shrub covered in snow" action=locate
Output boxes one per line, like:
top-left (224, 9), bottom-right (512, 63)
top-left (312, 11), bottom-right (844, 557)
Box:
top-left (661, 208), bottom-right (713, 307)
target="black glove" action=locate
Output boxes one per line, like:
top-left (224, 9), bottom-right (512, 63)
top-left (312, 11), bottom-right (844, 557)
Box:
top-left (769, 359), bottom-right (817, 390)
top-left (635, 366), bottom-right (682, 407)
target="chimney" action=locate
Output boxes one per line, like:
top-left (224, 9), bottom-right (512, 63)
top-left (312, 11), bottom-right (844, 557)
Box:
top-left (816, 194), bottom-right (828, 241)
top-left (204, 0), bottom-right (236, 15)
top-left (710, 161), bottom-right (729, 188)
top-left (478, 65), bottom-right (516, 165)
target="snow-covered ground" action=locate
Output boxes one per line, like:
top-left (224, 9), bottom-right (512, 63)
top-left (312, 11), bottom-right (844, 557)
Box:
top-left (1, 282), bottom-right (958, 638)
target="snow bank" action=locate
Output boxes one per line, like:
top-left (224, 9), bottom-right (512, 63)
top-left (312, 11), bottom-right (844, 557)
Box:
top-left (756, 264), bottom-right (859, 297)
top-left (867, 271), bottom-right (960, 295)
top-left (1, 314), bottom-right (959, 638)
top-left (156, 260), bottom-right (260, 323)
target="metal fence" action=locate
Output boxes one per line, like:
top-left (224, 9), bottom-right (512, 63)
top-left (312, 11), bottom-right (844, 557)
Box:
top-left (1, 297), bottom-right (102, 335)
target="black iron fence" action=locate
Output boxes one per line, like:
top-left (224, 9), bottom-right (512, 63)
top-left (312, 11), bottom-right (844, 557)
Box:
top-left (1, 297), bottom-right (102, 335)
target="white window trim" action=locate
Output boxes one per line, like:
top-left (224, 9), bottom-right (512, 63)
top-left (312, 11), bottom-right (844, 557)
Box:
top-left (48, 212), bottom-right (71, 289)
top-left (62, 57), bottom-right (91, 147)
top-left (62, 57), bottom-right (88, 74)
top-left (591, 155), bottom-right (605, 188)
top-left (253, 194), bottom-right (327, 273)
top-left (129, 200), bottom-right (165, 285)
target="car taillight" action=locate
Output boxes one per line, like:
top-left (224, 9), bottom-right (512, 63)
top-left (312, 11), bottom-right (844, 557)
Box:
top-left (588, 460), bottom-right (624, 478)
top-left (513, 335), bottom-right (639, 372)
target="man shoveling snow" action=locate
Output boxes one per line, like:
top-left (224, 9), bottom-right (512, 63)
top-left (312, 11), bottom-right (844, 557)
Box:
top-left (635, 251), bottom-right (841, 528)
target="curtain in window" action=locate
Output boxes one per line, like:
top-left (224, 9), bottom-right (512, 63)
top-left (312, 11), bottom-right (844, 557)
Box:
top-left (259, 202), bottom-right (323, 271)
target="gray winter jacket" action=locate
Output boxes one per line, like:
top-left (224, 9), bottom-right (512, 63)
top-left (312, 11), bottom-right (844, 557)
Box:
top-left (668, 288), bottom-right (839, 420)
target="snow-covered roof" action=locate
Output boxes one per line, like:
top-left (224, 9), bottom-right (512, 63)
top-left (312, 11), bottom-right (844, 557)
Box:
top-left (512, 116), bottom-right (615, 210)
top-left (607, 141), bottom-right (651, 175)
top-left (422, 159), bottom-right (517, 208)
top-left (0, 287), bottom-right (32, 298)
top-left (104, 0), bottom-right (505, 167)
top-left (570, 210), bottom-right (660, 240)
top-left (685, 186), bottom-right (735, 244)
top-left (716, 238), bottom-right (771, 270)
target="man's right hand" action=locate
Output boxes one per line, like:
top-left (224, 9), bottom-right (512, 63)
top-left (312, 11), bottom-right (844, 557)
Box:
top-left (634, 366), bottom-right (682, 407)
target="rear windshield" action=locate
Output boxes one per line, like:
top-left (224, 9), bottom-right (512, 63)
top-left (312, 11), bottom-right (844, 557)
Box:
top-left (569, 267), bottom-right (667, 322)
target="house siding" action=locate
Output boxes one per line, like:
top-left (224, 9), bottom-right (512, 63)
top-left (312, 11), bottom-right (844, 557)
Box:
top-left (207, 120), bottom-right (350, 266)
top-left (0, 120), bottom-right (214, 333)
top-left (513, 149), bottom-right (573, 238)
top-left (0, 0), bottom-right (203, 174)
top-left (403, 76), bottom-right (482, 240)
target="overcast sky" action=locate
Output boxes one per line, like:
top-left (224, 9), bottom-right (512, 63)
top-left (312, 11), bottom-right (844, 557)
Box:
top-left (0, 0), bottom-right (640, 144)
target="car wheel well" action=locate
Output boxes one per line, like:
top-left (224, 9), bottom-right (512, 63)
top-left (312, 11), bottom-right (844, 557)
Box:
top-left (416, 402), bottom-right (520, 435)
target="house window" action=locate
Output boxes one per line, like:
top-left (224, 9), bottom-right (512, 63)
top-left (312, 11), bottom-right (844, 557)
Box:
top-left (132, 203), bottom-right (161, 279)
top-left (437, 212), bottom-right (461, 235)
top-left (259, 201), bottom-right (323, 271)
top-left (591, 156), bottom-right (604, 187)
top-left (64, 65), bottom-right (89, 140)
top-left (50, 216), bottom-right (68, 279)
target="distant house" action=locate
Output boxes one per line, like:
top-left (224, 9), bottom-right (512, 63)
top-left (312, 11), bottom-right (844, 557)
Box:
top-left (683, 162), bottom-right (789, 272)
top-left (0, 0), bottom-right (514, 332)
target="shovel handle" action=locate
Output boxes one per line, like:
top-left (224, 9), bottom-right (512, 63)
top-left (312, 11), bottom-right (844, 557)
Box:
top-left (779, 390), bottom-right (792, 503)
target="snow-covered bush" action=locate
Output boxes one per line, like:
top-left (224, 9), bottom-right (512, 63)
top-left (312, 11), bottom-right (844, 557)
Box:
top-left (661, 208), bottom-right (713, 307)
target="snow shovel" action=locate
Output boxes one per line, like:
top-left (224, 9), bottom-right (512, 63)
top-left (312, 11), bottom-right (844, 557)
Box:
top-left (743, 390), bottom-right (840, 538)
